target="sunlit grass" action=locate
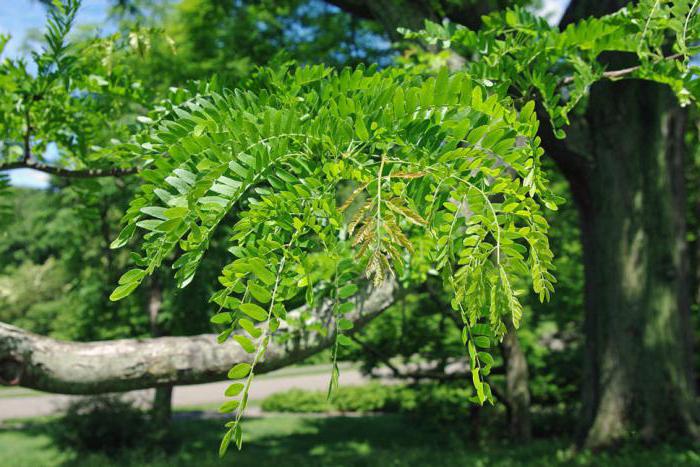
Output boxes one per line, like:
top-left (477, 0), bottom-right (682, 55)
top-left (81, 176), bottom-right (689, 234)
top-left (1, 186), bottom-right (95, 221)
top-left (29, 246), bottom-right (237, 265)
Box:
top-left (1, 413), bottom-right (698, 467)
top-left (0, 387), bottom-right (43, 399)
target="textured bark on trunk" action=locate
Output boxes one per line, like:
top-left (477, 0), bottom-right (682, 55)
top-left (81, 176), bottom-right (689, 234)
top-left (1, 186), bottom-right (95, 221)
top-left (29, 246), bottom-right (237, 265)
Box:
top-left (0, 281), bottom-right (396, 394)
top-left (571, 79), bottom-right (697, 448)
top-left (326, 0), bottom-right (503, 37)
top-left (151, 385), bottom-right (173, 431)
top-left (147, 280), bottom-right (173, 428)
top-left (292, 0), bottom-right (700, 450)
top-left (500, 325), bottom-right (532, 440)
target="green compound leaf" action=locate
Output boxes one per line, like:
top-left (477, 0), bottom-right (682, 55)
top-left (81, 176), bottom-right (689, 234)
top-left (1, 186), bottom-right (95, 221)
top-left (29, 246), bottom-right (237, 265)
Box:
top-left (228, 363), bottom-right (251, 380)
top-left (239, 303), bottom-right (268, 321)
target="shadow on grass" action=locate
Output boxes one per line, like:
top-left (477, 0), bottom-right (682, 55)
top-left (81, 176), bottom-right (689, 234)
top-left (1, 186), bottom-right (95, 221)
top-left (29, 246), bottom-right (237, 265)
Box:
top-left (0, 413), bottom-right (543, 467)
top-left (2, 413), bottom-right (698, 467)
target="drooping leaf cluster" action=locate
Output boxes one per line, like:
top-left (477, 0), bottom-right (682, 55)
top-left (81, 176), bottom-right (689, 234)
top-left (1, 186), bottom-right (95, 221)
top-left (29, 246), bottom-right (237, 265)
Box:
top-left (108, 59), bottom-right (557, 452)
top-left (107, 2), bottom-right (699, 454)
top-left (3, 0), bottom-right (698, 456)
top-left (402, 0), bottom-right (700, 136)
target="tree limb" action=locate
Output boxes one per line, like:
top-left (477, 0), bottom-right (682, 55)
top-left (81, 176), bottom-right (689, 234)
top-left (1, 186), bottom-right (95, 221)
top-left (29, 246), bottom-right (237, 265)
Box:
top-left (325, 0), bottom-right (505, 38)
top-left (0, 280), bottom-right (397, 394)
top-left (562, 54), bottom-right (684, 85)
top-left (348, 333), bottom-right (402, 376)
top-left (0, 160), bottom-right (139, 178)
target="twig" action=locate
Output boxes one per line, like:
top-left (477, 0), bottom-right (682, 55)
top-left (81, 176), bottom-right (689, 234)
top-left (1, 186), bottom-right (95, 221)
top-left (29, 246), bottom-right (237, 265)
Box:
top-left (0, 160), bottom-right (139, 178)
top-left (562, 53), bottom-right (683, 85)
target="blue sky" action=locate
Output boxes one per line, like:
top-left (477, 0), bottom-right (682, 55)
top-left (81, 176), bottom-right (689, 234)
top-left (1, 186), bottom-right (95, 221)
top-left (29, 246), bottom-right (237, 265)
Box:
top-left (1, 0), bottom-right (567, 188)
top-left (1, 0), bottom-right (113, 188)
top-left (0, 1), bottom-right (111, 56)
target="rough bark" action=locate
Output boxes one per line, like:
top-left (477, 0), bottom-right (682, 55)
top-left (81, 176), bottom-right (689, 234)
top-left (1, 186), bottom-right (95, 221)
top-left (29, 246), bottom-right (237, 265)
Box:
top-left (555, 0), bottom-right (698, 449)
top-left (147, 280), bottom-right (174, 427)
top-left (500, 325), bottom-right (532, 440)
top-left (363, 0), bottom-right (700, 447)
top-left (326, 0), bottom-right (435, 38)
top-left (151, 385), bottom-right (173, 431)
top-left (326, 0), bottom-right (510, 38)
top-left (0, 280), bottom-right (396, 394)
top-left (568, 78), bottom-right (697, 448)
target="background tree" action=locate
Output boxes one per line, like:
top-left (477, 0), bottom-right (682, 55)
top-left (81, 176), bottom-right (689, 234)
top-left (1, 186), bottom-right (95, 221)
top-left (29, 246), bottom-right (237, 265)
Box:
top-left (1, 0), bottom-right (697, 455)
top-left (323, 0), bottom-right (700, 448)
top-left (2, 0), bottom-right (397, 426)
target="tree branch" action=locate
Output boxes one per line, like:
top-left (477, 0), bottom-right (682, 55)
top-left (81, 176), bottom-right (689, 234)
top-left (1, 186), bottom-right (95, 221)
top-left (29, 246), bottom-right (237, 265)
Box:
top-left (3, 97), bottom-right (140, 179)
top-left (0, 160), bottom-right (139, 178)
top-left (324, 0), bottom-right (502, 38)
top-left (22, 108), bottom-right (32, 164)
top-left (562, 54), bottom-right (684, 85)
top-left (0, 280), bottom-right (397, 394)
top-left (348, 333), bottom-right (402, 376)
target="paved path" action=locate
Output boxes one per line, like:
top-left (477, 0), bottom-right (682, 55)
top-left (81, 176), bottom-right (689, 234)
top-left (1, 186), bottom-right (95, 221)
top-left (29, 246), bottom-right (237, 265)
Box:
top-left (0, 365), bottom-right (367, 422)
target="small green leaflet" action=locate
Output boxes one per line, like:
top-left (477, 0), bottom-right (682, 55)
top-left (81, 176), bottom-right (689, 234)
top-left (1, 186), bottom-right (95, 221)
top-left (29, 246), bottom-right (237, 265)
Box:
top-left (210, 312), bottom-right (233, 324)
top-left (228, 363), bottom-right (251, 379)
top-left (248, 282), bottom-right (272, 303)
top-left (225, 383), bottom-right (245, 397)
top-left (234, 335), bottom-right (256, 353)
top-left (219, 428), bottom-right (233, 458)
top-left (248, 259), bottom-right (276, 285)
top-left (337, 335), bottom-right (353, 346)
top-left (218, 400), bottom-right (240, 413)
top-left (338, 284), bottom-right (358, 299)
top-left (118, 268), bottom-right (145, 285)
top-left (239, 303), bottom-right (268, 321)
top-left (239, 318), bottom-right (262, 338)
top-left (109, 283), bottom-right (138, 301)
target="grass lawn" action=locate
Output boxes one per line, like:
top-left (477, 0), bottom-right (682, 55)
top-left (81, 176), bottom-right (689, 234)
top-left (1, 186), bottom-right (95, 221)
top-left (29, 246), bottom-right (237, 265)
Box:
top-left (0, 387), bottom-right (43, 399)
top-left (0, 413), bottom-right (697, 467)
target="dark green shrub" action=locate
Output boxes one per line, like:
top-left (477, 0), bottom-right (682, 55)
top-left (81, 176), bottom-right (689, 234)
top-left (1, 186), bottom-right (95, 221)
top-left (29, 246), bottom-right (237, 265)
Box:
top-left (332, 383), bottom-right (397, 413)
top-left (397, 383), bottom-right (473, 426)
top-left (261, 384), bottom-right (396, 413)
top-left (261, 389), bottom-right (331, 413)
top-left (261, 382), bottom-right (476, 425)
top-left (52, 395), bottom-right (155, 454)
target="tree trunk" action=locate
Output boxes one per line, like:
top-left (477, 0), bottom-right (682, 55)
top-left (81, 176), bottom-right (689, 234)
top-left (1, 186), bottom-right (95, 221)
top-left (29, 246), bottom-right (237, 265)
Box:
top-left (151, 385), bottom-right (173, 435)
top-left (304, 0), bottom-right (700, 449)
top-left (500, 325), bottom-right (532, 440)
top-left (147, 280), bottom-right (174, 428)
top-left (570, 79), bottom-right (697, 449)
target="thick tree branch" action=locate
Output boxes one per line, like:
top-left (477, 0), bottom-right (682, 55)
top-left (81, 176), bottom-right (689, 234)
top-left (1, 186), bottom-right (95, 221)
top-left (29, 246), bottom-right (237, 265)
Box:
top-left (0, 160), bottom-right (139, 178)
top-left (348, 333), bottom-right (402, 376)
top-left (325, 0), bottom-right (434, 39)
top-left (325, 0), bottom-right (505, 38)
top-left (0, 280), bottom-right (396, 394)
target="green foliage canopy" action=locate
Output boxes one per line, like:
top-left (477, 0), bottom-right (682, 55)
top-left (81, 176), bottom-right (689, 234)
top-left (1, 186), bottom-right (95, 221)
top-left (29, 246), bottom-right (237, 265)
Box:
top-left (0, 0), bottom-right (698, 456)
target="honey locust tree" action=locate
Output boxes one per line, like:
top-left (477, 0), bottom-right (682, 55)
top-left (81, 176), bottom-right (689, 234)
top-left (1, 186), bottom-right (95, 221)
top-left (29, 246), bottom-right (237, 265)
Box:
top-left (0, 0), bottom-right (698, 454)
top-left (2, 0), bottom-right (395, 429)
top-left (327, 0), bottom-right (700, 449)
